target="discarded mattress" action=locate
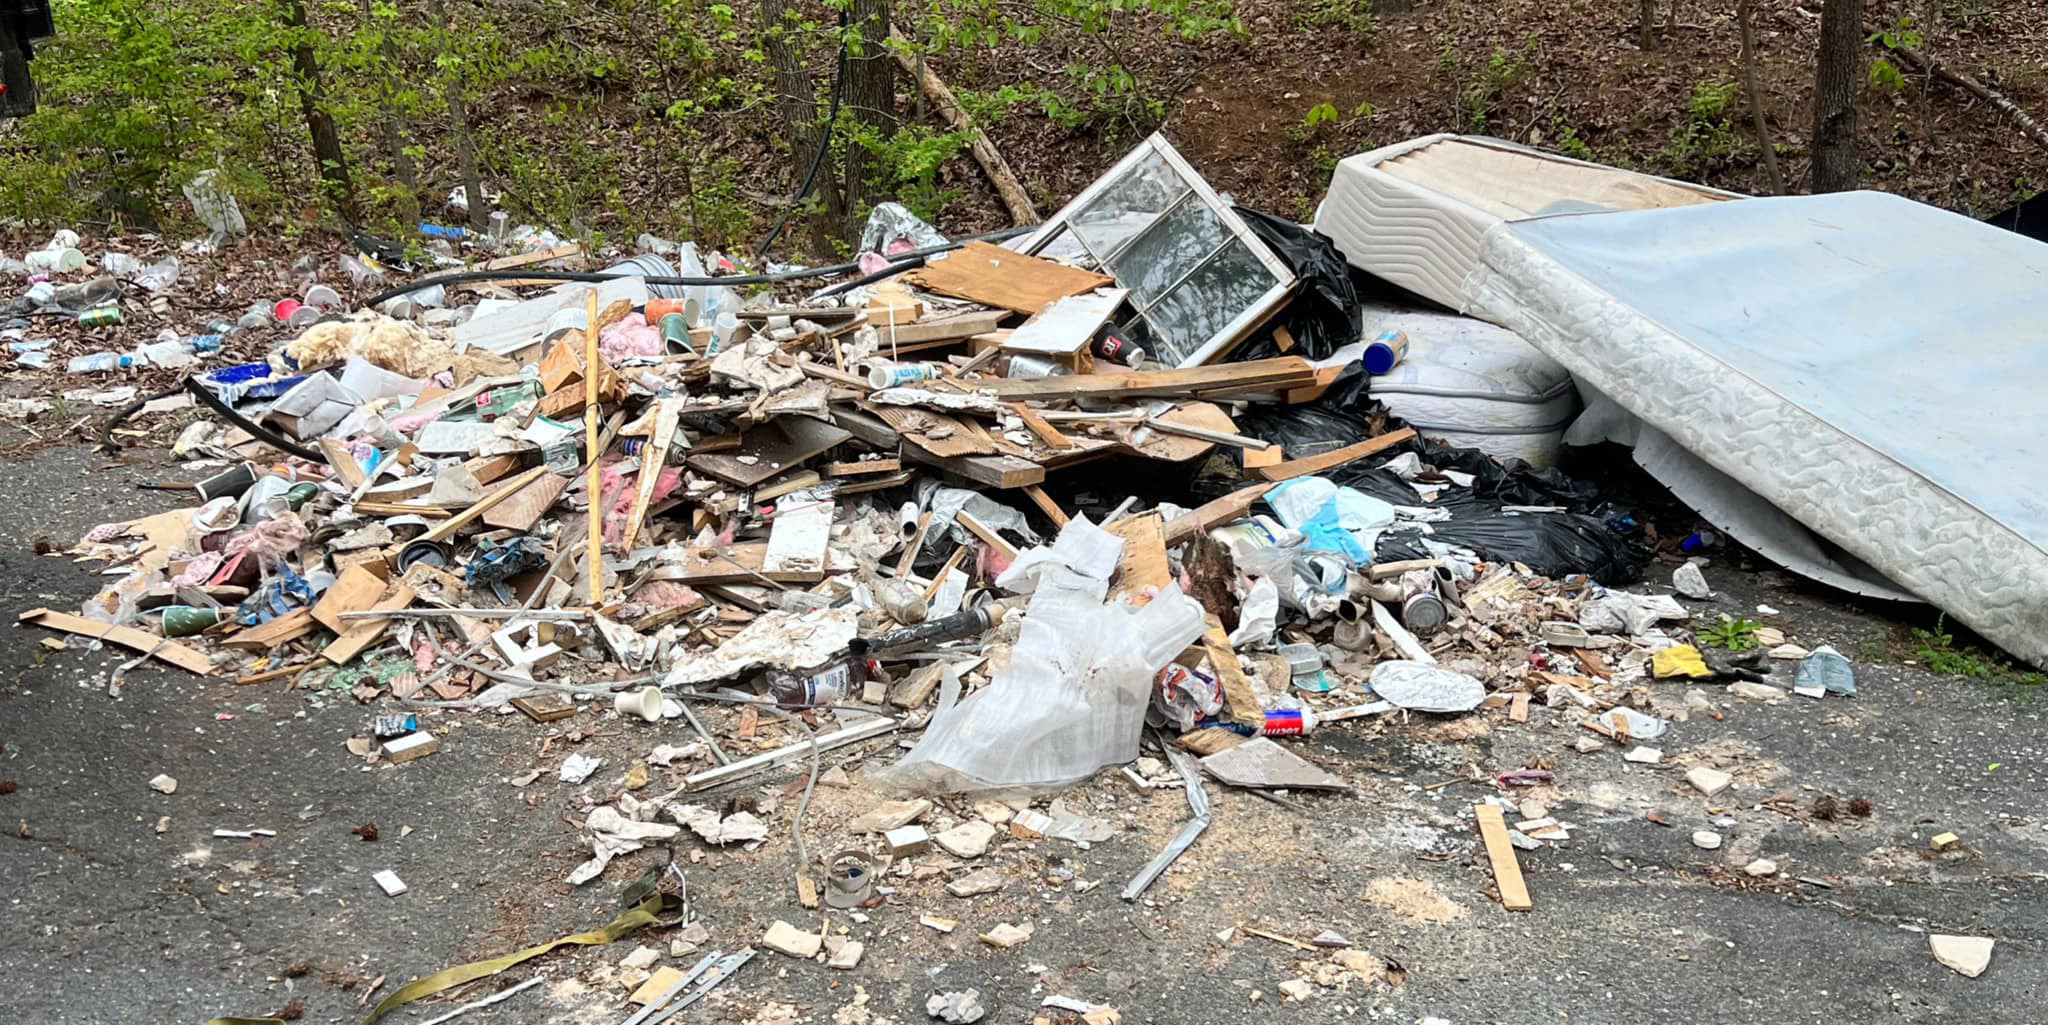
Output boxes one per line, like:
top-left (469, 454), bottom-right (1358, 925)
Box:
top-left (1461, 190), bottom-right (2048, 667)
top-left (1322, 303), bottom-right (1576, 468)
top-left (1312, 134), bottom-right (1735, 315)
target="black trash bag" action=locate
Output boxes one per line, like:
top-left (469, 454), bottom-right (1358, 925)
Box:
top-left (1418, 442), bottom-right (1603, 513)
top-left (1225, 207), bottom-right (1362, 362)
top-left (1375, 513), bottom-right (1650, 585)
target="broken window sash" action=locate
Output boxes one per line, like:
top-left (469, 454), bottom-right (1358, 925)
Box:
top-left (1016, 135), bottom-right (1296, 368)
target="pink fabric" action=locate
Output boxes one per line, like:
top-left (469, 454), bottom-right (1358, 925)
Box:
top-left (599, 318), bottom-right (662, 362)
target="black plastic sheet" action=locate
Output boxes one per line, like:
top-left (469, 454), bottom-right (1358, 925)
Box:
top-left (1376, 513), bottom-right (1650, 585)
top-left (1226, 207), bottom-right (1362, 362)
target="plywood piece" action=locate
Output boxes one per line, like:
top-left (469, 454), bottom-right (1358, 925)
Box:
top-left (1009, 404), bottom-right (1074, 450)
top-left (481, 471), bottom-right (572, 531)
top-left (1201, 614), bottom-right (1264, 729)
top-left (822, 457), bottom-right (902, 477)
top-left (866, 404), bottom-right (992, 459)
top-left (1252, 428), bottom-right (1417, 482)
top-left (863, 309), bottom-right (1008, 347)
top-left (320, 583), bottom-right (418, 665)
top-left (413, 467), bottom-right (550, 545)
top-left (621, 397), bottom-right (682, 549)
top-left (1104, 513), bottom-right (1169, 604)
top-left (1125, 401), bottom-right (1241, 462)
top-left (643, 543), bottom-right (827, 587)
top-left (1002, 288), bottom-right (1125, 356)
top-left (461, 453), bottom-right (526, 485)
top-left (1242, 443), bottom-right (1285, 470)
top-left (1474, 803), bottom-right (1533, 911)
top-left (980, 357), bottom-right (1317, 402)
top-left (686, 417), bottom-right (851, 487)
top-left (18, 609), bottom-right (214, 676)
top-left (320, 438), bottom-right (367, 488)
top-left (222, 608), bottom-right (319, 651)
top-left (312, 565), bottom-right (391, 636)
top-left (905, 241), bottom-right (1114, 315)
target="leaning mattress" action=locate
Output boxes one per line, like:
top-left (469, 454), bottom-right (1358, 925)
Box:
top-left (1462, 190), bottom-right (2048, 667)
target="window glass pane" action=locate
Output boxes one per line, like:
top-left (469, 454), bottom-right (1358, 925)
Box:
top-left (1028, 224), bottom-right (1090, 265)
top-left (1142, 241), bottom-right (1278, 364)
top-left (1070, 149), bottom-right (1188, 256)
top-left (1104, 198), bottom-right (1230, 306)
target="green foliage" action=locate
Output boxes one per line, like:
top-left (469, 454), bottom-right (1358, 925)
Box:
top-left (1866, 17), bottom-right (1923, 93)
top-left (1911, 616), bottom-right (2045, 692)
top-left (1659, 79), bottom-right (1739, 177)
top-left (849, 121), bottom-right (975, 222)
top-left (1699, 615), bottom-right (1761, 652)
top-left (1551, 118), bottom-right (1595, 161)
top-left (1300, 0), bottom-right (1374, 39)
top-left (1457, 38), bottom-right (1535, 133)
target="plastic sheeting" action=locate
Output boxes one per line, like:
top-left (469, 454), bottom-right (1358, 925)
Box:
top-left (1465, 191), bottom-right (2048, 665)
top-left (1225, 207), bottom-right (1362, 362)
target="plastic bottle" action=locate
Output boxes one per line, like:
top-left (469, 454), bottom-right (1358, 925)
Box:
top-left (67, 351), bottom-right (139, 373)
top-left (1259, 706), bottom-right (1320, 736)
top-left (767, 659), bottom-right (864, 708)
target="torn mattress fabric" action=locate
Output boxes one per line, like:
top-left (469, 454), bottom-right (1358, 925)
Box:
top-left (1462, 190), bottom-right (2048, 666)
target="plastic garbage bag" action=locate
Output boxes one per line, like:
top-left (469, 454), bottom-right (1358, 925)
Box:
top-left (996, 515), bottom-right (1122, 599)
top-left (1377, 512), bottom-right (1648, 585)
top-left (183, 170), bottom-right (247, 245)
top-left (869, 583), bottom-right (1210, 798)
top-left (859, 202), bottom-right (948, 257)
top-left (1227, 575), bottom-right (1279, 649)
top-left (1224, 207), bottom-right (1361, 362)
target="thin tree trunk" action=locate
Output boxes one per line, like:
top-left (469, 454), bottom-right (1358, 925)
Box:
top-left (357, 0), bottom-right (419, 225)
top-left (758, 0), bottom-right (844, 250)
top-left (282, 0), bottom-right (359, 224)
top-left (839, 0), bottom-right (896, 234)
top-left (426, 0), bottom-right (487, 230)
top-left (1811, 0), bottom-right (1863, 193)
top-left (1638, 0), bottom-right (1657, 50)
top-left (1736, 0), bottom-right (1785, 195)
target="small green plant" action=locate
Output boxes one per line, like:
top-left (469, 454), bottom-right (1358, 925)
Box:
top-left (1457, 39), bottom-right (1535, 133)
top-left (1699, 615), bottom-right (1761, 652)
top-left (1910, 616), bottom-right (2045, 692)
top-left (1867, 17), bottom-right (1923, 92)
top-left (1659, 79), bottom-right (1740, 177)
top-left (1551, 118), bottom-right (1595, 160)
top-left (1287, 101), bottom-right (1342, 143)
top-left (1300, 0), bottom-right (1375, 39)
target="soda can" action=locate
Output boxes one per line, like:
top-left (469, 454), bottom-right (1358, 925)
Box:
top-left (373, 713), bottom-right (418, 738)
top-left (1093, 332), bottom-right (1144, 367)
top-left (78, 304), bottom-right (123, 327)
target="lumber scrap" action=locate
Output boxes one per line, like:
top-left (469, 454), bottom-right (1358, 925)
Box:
top-left (222, 608), bottom-right (318, 651)
top-left (642, 543), bottom-right (828, 587)
top-left (900, 447), bottom-right (1044, 489)
top-left (19, 608), bottom-right (215, 676)
top-left (481, 471), bottom-right (571, 531)
top-left (320, 583), bottom-right (417, 665)
top-left (906, 241), bottom-right (1113, 315)
top-left (1475, 803), bottom-right (1534, 911)
top-left (979, 358), bottom-right (1318, 402)
top-left (1252, 428), bottom-right (1417, 482)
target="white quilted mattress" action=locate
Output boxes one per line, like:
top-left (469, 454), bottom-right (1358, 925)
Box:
top-left (1332, 304), bottom-right (1577, 467)
top-left (1463, 191), bottom-right (2048, 667)
top-left (1313, 134), bottom-right (1734, 315)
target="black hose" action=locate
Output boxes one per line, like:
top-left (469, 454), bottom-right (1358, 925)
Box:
top-left (355, 224), bottom-right (1037, 310)
top-left (98, 376), bottom-right (324, 462)
top-left (753, 10), bottom-right (850, 265)
top-left (97, 380), bottom-right (187, 452)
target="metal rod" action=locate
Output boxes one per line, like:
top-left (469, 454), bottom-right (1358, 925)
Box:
top-left (338, 607), bottom-right (590, 620)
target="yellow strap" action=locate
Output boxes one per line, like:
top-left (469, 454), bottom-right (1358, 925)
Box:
top-left (199, 890), bottom-right (670, 1025)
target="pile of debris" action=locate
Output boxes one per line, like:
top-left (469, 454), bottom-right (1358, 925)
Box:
top-left (25, 135), bottom-right (1960, 1019)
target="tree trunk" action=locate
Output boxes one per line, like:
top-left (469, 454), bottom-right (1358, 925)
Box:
top-left (426, 0), bottom-right (487, 230)
top-left (1736, 0), bottom-right (1785, 195)
top-left (282, 0), bottom-right (359, 224)
top-left (839, 0), bottom-right (896, 232)
top-left (357, 0), bottom-right (419, 225)
top-left (1811, 0), bottom-right (1863, 193)
top-left (758, 0), bottom-right (845, 248)
top-left (1637, 0), bottom-right (1657, 50)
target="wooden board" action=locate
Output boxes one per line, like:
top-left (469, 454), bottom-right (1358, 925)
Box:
top-left (904, 240), bottom-right (1114, 315)
top-left (1002, 288), bottom-right (1124, 356)
top-left (320, 438), bottom-right (366, 488)
top-left (979, 357), bottom-right (1318, 401)
top-left (1252, 428), bottom-right (1417, 482)
top-left (1125, 402), bottom-right (1241, 462)
top-left (955, 510), bottom-right (1018, 561)
top-left (685, 416), bottom-right (850, 487)
top-left (641, 543), bottom-right (827, 587)
top-left (412, 467), bottom-right (550, 545)
top-left (312, 565), bottom-right (391, 636)
top-left (222, 608), bottom-right (319, 651)
top-left (900, 447), bottom-right (1044, 489)
top-left (620, 397), bottom-right (682, 548)
top-left (1201, 614), bottom-right (1265, 729)
top-left (1009, 405), bottom-right (1074, 450)
top-left (1104, 513), bottom-right (1170, 605)
top-left (1164, 482), bottom-right (1275, 544)
top-left (822, 458), bottom-right (902, 477)
top-left (1474, 803), bottom-right (1533, 911)
top-left (481, 471), bottom-right (571, 531)
top-left (320, 583), bottom-right (417, 665)
top-left (1022, 485), bottom-right (1068, 527)
top-left (18, 608), bottom-right (214, 676)
top-left (865, 404), bottom-right (993, 459)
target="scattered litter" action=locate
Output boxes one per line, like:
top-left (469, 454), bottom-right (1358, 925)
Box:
top-left (372, 869), bottom-right (408, 896)
top-left (1930, 935), bottom-right (1995, 978)
top-left (1691, 830), bottom-right (1723, 850)
top-left (1686, 767), bottom-right (1733, 798)
top-left (927, 989), bottom-right (986, 1023)
top-left (149, 774), bottom-right (178, 794)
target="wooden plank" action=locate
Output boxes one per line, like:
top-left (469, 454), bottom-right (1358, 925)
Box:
top-left (620, 397), bottom-right (682, 549)
top-left (920, 546), bottom-right (969, 602)
top-left (481, 471), bottom-right (571, 531)
top-left (1242, 443), bottom-right (1285, 471)
top-left (1009, 404), bottom-right (1074, 450)
top-left (414, 467), bottom-right (550, 544)
top-left (822, 458), bottom-right (902, 477)
top-left (461, 452), bottom-right (526, 485)
top-left (979, 357), bottom-right (1318, 401)
top-left (222, 608), bottom-right (318, 651)
top-left (686, 417), bottom-right (851, 488)
top-left (18, 608), bottom-right (214, 676)
top-left (352, 501), bottom-right (453, 519)
top-left (312, 565), bottom-right (391, 636)
top-left (641, 543), bottom-right (827, 587)
top-left (1510, 692), bottom-right (1531, 723)
top-left (1201, 614), bottom-right (1265, 729)
top-left (320, 583), bottom-right (417, 665)
top-left (1104, 513), bottom-right (1170, 605)
top-left (905, 241), bottom-right (1113, 315)
top-left (583, 288), bottom-right (604, 607)
top-left (754, 470), bottom-right (823, 502)
top-left (864, 404), bottom-right (992, 458)
top-left (901, 447), bottom-right (1044, 489)
top-left (1163, 482), bottom-right (1274, 543)
top-left (1474, 804), bottom-right (1534, 911)
top-left (479, 242), bottom-right (581, 271)
top-left (955, 510), bottom-right (1018, 561)
top-left (320, 438), bottom-right (367, 489)
top-left (1252, 428), bottom-right (1417, 482)
top-left (1022, 485), bottom-right (1069, 528)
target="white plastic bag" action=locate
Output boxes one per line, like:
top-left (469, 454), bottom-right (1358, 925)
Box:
top-left (871, 582), bottom-right (1210, 798)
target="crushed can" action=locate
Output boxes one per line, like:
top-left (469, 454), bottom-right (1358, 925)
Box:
top-left (78, 304), bottom-right (123, 327)
top-left (373, 713), bottom-right (418, 739)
